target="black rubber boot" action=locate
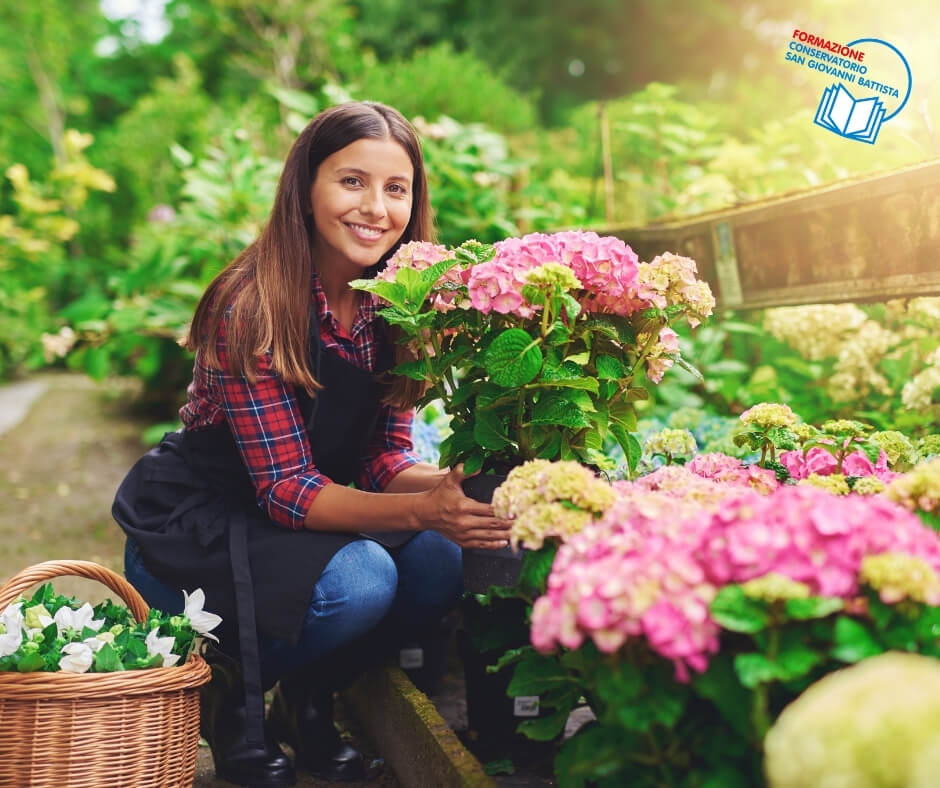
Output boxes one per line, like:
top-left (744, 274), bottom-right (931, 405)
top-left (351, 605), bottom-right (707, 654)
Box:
top-left (201, 646), bottom-right (296, 787)
top-left (268, 672), bottom-right (366, 782)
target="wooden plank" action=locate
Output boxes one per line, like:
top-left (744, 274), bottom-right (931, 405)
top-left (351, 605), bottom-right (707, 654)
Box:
top-left (605, 159), bottom-right (940, 309)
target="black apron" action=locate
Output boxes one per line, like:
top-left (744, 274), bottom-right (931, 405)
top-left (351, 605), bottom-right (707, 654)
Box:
top-left (112, 312), bottom-right (413, 747)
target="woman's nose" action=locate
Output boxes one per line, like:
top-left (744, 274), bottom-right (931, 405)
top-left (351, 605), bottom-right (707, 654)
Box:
top-left (359, 186), bottom-right (387, 218)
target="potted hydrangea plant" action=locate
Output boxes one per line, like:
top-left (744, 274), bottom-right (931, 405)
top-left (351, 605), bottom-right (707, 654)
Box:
top-left (352, 231), bottom-right (713, 584)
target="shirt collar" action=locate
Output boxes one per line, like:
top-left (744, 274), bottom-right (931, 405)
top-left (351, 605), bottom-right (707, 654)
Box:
top-left (311, 271), bottom-right (379, 338)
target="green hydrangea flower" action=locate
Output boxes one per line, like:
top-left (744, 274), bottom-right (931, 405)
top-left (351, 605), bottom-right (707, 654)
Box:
top-left (791, 423), bottom-right (818, 443)
top-left (799, 473), bottom-right (850, 495)
top-left (917, 434), bottom-right (940, 459)
top-left (764, 652), bottom-right (940, 788)
top-left (667, 407), bottom-right (705, 432)
top-left (820, 419), bottom-right (872, 438)
top-left (739, 402), bottom-right (798, 429)
top-left (860, 553), bottom-right (940, 605)
top-left (740, 573), bottom-right (810, 602)
top-left (886, 458), bottom-right (940, 514)
top-left (644, 428), bottom-right (697, 462)
top-left (524, 262), bottom-right (582, 291)
top-left (851, 476), bottom-right (886, 495)
top-left (871, 430), bottom-right (918, 470)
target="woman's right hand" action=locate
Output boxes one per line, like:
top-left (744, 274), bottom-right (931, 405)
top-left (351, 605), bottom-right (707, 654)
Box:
top-left (416, 465), bottom-right (512, 549)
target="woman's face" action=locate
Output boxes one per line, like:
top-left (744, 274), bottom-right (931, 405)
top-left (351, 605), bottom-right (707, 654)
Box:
top-left (310, 136), bottom-right (414, 276)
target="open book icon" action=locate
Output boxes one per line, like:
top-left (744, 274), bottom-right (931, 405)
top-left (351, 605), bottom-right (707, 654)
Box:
top-left (814, 83), bottom-right (886, 144)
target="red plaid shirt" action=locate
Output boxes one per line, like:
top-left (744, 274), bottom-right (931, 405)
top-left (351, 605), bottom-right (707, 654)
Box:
top-left (180, 274), bottom-right (417, 529)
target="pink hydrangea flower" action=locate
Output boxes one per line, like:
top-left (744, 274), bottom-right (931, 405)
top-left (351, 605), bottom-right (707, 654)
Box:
top-left (465, 231), bottom-right (641, 318)
top-left (695, 485), bottom-right (940, 597)
top-left (376, 241), bottom-right (466, 312)
top-left (781, 447), bottom-right (895, 482)
top-left (687, 453), bottom-right (779, 494)
top-left (531, 473), bottom-right (939, 683)
top-left (551, 230), bottom-right (639, 316)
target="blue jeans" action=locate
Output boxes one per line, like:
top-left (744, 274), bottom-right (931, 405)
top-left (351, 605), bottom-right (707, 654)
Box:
top-left (124, 532), bottom-right (462, 686)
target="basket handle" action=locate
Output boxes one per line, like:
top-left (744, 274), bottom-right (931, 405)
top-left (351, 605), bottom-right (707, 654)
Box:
top-left (0, 560), bottom-right (150, 622)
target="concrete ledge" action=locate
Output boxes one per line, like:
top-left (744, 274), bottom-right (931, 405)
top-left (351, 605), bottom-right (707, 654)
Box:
top-left (343, 665), bottom-right (496, 788)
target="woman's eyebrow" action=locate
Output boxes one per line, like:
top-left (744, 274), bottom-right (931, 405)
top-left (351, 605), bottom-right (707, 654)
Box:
top-left (336, 166), bottom-right (412, 182)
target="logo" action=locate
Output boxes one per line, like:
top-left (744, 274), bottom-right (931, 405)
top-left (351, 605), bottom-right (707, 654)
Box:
top-left (785, 32), bottom-right (912, 145)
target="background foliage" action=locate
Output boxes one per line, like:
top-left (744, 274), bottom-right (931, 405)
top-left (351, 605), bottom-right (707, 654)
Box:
top-left (2, 0), bottom-right (938, 425)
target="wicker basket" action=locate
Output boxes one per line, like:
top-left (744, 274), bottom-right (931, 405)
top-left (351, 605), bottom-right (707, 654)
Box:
top-left (0, 560), bottom-right (212, 787)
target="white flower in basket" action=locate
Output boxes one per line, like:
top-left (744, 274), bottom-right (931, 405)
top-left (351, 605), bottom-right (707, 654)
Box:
top-left (183, 588), bottom-right (222, 641)
top-left (58, 642), bottom-right (94, 673)
top-left (0, 602), bottom-right (24, 658)
top-left (145, 629), bottom-right (181, 668)
top-left (53, 602), bottom-right (104, 638)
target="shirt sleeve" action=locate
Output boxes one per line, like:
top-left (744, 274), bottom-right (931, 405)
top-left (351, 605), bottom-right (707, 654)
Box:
top-left (356, 405), bottom-right (420, 492)
top-left (210, 328), bottom-right (330, 530)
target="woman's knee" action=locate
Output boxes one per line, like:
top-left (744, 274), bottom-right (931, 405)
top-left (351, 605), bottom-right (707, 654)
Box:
top-left (396, 531), bottom-right (462, 610)
top-left (311, 540), bottom-right (398, 626)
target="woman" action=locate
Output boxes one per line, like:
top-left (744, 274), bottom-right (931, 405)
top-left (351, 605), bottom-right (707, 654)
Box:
top-left (114, 102), bottom-right (511, 787)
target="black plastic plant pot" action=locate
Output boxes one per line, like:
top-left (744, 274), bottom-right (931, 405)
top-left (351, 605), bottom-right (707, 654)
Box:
top-left (396, 613), bottom-right (455, 697)
top-left (456, 599), bottom-right (558, 765)
top-left (460, 472), bottom-right (524, 593)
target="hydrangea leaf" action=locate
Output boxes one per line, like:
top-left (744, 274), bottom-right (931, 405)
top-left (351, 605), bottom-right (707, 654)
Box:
top-left (348, 278), bottom-right (408, 310)
top-left (784, 597), bottom-right (843, 620)
top-left (733, 653), bottom-right (777, 688)
top-left (518, 542), bottom-right (558, 594)
top-left (830, 617), bottom-right (883, 663)
top-left (518, 704), bottom-right (574, 741)
top-left (473, 409), bottom-right (513, 451)
top-left (710, 586), bottom-right (769, 633)
top-left (484, 329), bottom-right (543, 388)
top-left (390, 359), bottom-right (429, 381)
top-left (595, 355), bottom-right (626, 380)
top-left (530, 397), bottom-right (591, 429)
top-left (506, 649), bottom-right (572, 696)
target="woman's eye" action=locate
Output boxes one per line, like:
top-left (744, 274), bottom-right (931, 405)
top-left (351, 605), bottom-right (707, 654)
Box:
top-left (342, 176), bottom-right (361, 186)
top-left (387, 183), bottom-right (408, 195)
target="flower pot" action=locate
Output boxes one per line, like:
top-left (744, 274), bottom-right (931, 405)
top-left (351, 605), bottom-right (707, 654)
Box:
top-left (461, 472), bottom-right (524, 593)
top-left (396, 612), bottom-right (455, 697)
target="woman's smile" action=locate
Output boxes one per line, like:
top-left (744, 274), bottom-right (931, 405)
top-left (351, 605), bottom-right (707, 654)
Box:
top-left (344, 221), bottom-right (387, 241)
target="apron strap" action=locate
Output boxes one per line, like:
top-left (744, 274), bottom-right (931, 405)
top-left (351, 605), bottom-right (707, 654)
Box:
top-left (228, 511), bottom-right (265, 749)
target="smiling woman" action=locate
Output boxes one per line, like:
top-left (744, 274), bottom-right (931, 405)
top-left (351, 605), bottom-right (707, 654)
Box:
top-left (109, 102), bottom-right (513, 787)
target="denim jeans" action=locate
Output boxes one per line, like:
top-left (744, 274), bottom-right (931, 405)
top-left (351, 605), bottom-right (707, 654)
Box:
top-left (124, 531), bottom-right (462, 686)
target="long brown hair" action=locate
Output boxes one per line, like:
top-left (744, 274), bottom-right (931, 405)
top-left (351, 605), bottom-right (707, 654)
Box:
top-left (186, 102), bottom-right (434, 408)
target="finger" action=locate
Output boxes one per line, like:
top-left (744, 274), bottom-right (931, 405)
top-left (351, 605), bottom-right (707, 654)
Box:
top-left (460, 524), bottom-right (511, 541)
top-left (459, 500), bottom-right (496, 517)
top-left (463, 538), bottom-right (512, 550)
top-left (457, 516), bottom-right (508, 532)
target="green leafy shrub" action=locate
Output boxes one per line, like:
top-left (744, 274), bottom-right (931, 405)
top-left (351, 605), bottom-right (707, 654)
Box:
top-left (348, 42), bottom-right (538, 134)
top-left (0, 130), bottom-right (115, 378)
top-left (61, 128), bottom-right (282, 413)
